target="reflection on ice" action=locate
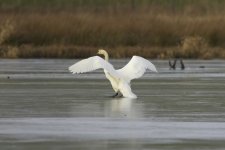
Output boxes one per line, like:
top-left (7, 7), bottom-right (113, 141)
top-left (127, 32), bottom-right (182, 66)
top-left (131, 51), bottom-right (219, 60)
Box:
top-left (105, 98), bottom-right (143, 118)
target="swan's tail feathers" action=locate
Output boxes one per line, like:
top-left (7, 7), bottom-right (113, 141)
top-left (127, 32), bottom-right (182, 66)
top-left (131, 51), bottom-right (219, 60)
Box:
top-left (119, 81), bottom-right (137, 99)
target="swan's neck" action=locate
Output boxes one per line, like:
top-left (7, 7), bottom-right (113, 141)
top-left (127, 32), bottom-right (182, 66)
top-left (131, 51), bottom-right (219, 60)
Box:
top-left (103, 51), bottom-right (109, 61)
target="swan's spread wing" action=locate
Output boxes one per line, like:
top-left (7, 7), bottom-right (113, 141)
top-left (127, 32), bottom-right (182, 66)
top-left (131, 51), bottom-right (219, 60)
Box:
top-left (69, 56), bottom-right (120, 77)
top-left (117, 56), bottom-right (157, 81)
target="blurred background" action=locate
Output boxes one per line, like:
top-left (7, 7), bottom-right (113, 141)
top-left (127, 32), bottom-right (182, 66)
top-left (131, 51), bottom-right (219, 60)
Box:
top-left (0, 0), bottom-right (225, 59)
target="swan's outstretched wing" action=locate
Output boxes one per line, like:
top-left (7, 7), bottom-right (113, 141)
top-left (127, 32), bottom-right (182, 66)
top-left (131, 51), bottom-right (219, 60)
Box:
top-left (117, 56), bottom-right (157, 82)
top-left (69, 56), bottom-right (120, 78)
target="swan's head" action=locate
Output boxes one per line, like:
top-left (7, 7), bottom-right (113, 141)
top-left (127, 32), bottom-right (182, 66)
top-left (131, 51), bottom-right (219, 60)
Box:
top-left (97, 49), bottom-right (107, 56)
top-left (97, 49), bottom-right (109, 61)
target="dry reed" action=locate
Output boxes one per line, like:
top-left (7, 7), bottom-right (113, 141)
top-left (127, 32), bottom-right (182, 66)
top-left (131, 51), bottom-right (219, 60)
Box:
top-left (1, 1), bottom-right (225, 58)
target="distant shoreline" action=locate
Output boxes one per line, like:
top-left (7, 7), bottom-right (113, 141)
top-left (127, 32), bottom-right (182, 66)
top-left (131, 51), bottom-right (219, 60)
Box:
top-left (1, 45), bottom-right (224, 59)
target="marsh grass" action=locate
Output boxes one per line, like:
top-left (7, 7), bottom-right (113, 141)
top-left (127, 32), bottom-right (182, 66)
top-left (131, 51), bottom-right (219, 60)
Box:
top-left (1, 0), bottom-right (225, 58)
top-left (0, 19), bottom-right (14, 45)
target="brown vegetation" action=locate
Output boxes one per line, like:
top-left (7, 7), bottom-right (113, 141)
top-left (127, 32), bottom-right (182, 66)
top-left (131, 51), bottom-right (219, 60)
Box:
top-left (0, 1), bottom-right (225, 59)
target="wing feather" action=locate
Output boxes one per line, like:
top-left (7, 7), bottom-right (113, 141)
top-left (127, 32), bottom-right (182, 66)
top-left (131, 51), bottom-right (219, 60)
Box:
top-left (68, 56), bottom-right (120, 78)
top-left (117, 56), bottom-right (157, 82)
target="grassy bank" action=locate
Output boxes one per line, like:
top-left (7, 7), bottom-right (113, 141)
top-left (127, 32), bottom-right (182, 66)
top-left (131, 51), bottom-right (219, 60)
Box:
top-left (1, 0), bottom-right (225, 58)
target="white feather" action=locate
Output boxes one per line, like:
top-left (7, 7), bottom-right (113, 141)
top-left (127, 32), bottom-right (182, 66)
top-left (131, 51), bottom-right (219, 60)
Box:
top-left (117, 56), bottom-right (157, 82)
top-left (69, 56), bottom-right (120, 78)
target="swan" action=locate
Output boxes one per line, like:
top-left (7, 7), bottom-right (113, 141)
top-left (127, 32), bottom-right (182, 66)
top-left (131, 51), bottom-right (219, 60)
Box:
top-left (68, 49), bottom-right (157, 99)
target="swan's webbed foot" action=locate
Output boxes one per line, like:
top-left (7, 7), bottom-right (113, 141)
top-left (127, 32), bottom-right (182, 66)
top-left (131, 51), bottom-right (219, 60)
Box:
top-left (112, 92), bottom-right (123, 98)
top-left (118, 92), bottom-right (123, 97)
top-left (112, 92), bottom-right (119, 97)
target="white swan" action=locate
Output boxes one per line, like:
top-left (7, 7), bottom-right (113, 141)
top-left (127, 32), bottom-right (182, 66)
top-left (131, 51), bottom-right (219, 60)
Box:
top-left (69, 49), bottom-right (157, 99)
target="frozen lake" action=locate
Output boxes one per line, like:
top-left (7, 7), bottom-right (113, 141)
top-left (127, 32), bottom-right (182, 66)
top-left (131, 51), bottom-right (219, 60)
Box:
top-left (0, 59), bottom-right (225, 150)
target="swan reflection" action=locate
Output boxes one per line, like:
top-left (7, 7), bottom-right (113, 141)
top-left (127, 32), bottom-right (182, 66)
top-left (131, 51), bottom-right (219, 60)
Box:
top-left (105, 98), bottom-right (143, 118)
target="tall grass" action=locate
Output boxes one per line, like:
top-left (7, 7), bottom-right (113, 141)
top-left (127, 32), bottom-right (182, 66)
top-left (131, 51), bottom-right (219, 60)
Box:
top-left (1, 0), bottom-right (225, 58)
top-left (3, 12), bottom-right (225, 47)
top-left (0, 0), bottom-right (225, 12)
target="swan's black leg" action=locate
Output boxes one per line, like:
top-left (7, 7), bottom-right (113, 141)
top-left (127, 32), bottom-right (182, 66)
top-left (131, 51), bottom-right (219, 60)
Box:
top-left (118, 93), bottom-right (123, 97)
top-left (112, 92), bottom-right (119, 97)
